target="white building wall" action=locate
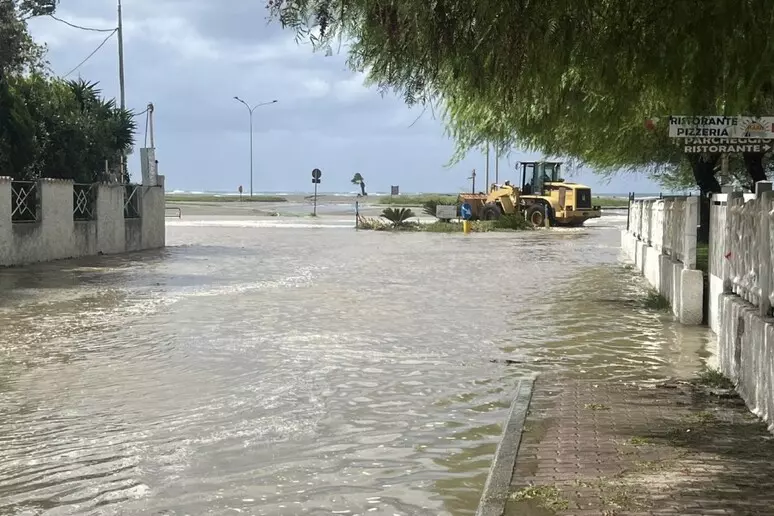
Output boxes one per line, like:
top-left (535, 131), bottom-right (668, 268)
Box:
top-left (0, 179), bottom-right (165, 267)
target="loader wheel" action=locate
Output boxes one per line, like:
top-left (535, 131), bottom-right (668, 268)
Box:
top-left (527, 204), bottom-right (548, 226)
top-left (481, 203), bottom-right (502, 220)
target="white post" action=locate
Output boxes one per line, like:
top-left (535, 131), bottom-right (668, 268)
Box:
top-left (664, 198), bottom-right (673, 256)
top-left (756, 182), bottom-right (773, 317)
top-left (683, 196), bottom-right (698, 269)
top-left (660, 199), bottom-right (667, 253)
top-left (724, 192), bottom-right (742, 293)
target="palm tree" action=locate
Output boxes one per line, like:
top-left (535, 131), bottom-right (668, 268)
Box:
top-left (381, 207), bottom-right (415, 228)
top-left (351, 173), bottom-right (367, 196)
top-left (65, 79), bottom-right (136, 182)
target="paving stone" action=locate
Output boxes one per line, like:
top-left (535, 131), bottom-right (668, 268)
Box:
top-left (503, 378), bottom-right (774, 516)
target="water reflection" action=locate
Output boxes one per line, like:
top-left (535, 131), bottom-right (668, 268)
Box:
top-left (0, 219), bottom-right (713, 515)
top-left (499, 264), bottom-right (712, 382)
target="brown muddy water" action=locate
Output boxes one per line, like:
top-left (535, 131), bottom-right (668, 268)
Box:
top-left (0, 211), bottom-right (713, 515)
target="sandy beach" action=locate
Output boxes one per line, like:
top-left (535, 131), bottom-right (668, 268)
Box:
top-left (165, 193), bottom-right (630, 220)
top-left (165, 194), bottom-right (399, 219)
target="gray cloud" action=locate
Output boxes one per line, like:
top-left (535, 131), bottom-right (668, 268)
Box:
top-left (23, 0), bottom-right (660, 194)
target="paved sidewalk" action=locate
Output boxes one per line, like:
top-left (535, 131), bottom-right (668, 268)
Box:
top-left (504, 378), bottom-right (774, 516)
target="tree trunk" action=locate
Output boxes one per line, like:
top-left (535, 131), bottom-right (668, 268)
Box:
top-left (743, 151), bottom-right (767, 189)
top-left (688, 154), bottom-right (721, 244)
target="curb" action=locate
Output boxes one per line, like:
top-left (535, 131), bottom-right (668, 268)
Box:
top-left (475, 375), bottom-right (537, 516)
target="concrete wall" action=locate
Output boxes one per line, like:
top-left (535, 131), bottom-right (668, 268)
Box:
top-left (707, 186), bottom-right (774, 431)
top-left (626, 184), bottom-right (774, 431)
top-left (716, 294), bottom-right (774, 431)
top-left (621, 196), bottom-right (703, 324)
top-left (0, 177), bottom-right (165, 267)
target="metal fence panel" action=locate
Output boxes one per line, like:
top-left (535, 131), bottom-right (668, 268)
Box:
top-left (11, 181), bottom-right (38, 222)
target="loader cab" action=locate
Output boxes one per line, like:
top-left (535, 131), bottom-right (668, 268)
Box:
top-left (520, 161), bottom-right (564, 195)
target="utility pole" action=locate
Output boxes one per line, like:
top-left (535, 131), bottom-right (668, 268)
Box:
top-left (233, 97), bottom-right (278, 197)
top-left (485, 145), bottom-right (490, 190)
top-left (148, 103), bottom-right (155, 148)
top-left (117, 0), bottom-right (125, 110)
top-left (495, 148), bottom-right (500, 183)
top-left (117, 0), bottom-right (126, 179)
top-left (249, 112), bottom-right (253, 196)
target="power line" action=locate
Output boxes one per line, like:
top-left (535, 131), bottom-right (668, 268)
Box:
top-left (133, 106), bottom-right (151, 117)
top-left (62, 29), bottom-right (117, 78)
top-left (48, 14), bottom-right (116, 33)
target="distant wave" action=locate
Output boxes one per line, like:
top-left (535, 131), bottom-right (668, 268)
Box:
top-left (164, 190), bottom-right (666, 197)
top-left (166, 191), bottom-right (397, 197)
top-left (166, 220), bottom-right (354, 229)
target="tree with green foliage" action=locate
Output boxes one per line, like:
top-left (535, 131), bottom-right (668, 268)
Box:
top-left (3, 76), bottom-right (136, 182)
top-left (351, 172), bottom-right (366, 196)
top-left (266, 0), bottom-right (774, 240)
top-left (0, 0), bottom-right (54, 76)
top-left (652, 155), bottom-right (774, 192)
top-left (0, 1), bottom-right (136, 184)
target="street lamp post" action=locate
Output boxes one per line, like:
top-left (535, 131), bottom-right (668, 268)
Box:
top-left (233, 97), bottom-right (278, 197)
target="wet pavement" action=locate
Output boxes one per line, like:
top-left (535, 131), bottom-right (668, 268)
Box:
top-left (0, 211), bottom-right (714, 515)
top-left (505, 378), bottom-right (774, 516)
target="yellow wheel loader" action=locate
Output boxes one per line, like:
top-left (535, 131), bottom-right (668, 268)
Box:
top-left (458, 161), bottom-right (601, 227)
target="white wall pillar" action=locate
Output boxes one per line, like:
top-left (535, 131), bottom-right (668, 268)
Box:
top-left (38, 179), bottom-right (76, 261)
top-left (140, 185), bottom-right (165, 249)
top-left (96, 184), bottom-right (126, 255)
top-left (683, 196), bottom-right (698, 269)
top-left (757, 187), bottom-right (773, 317)
top-left (0, 177), bottom-right (12, 266)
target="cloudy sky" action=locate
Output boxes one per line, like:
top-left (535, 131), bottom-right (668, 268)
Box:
top-left (27, 0), bottom-right (662, 195)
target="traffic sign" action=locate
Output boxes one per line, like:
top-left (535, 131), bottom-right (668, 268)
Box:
top-left (311, 169), bottom-right (321, 215)
top-left (460, 203), bottom-right (473, 220)
top-left (436, 205), bottom-right (457, 220)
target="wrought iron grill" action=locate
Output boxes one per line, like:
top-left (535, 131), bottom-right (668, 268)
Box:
top-left (73, 184), bottom-right (96, 221)
top-left (11, 181), bottom-right (38, 222)
top-left (124, 184), bottom-right (141, 219)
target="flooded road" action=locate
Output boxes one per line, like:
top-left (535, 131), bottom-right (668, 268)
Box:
top-left (0, 211), bottom-right (713, 515)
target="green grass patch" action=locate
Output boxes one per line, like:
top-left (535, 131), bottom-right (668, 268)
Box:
top-left (696, 242), bottom-right (709, 274)
top-left (695, 367), bottom-right (734, 389)
top-left (358, 217), bottom-right (534, 233)
top-left (594, 196), bottom-right (630, 207)
top-left (166, 194), bottom-right (287, 203)
top-left (424, 216), bottom-right (534, 233)
top-left (643, 289), bottom-right (671, 311)
top-left (356, 218), bottom-right (416, 231)
top-left (422, 221), bottom-right (463, 233)
top-left (490, 213), bottom-right (534, 230)
top-left (682, 410), bottom-right (717, 425)
top-left (378, 194), bottom-right (459, 206)
top-left (510, 485), bottom-right (569, 512)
